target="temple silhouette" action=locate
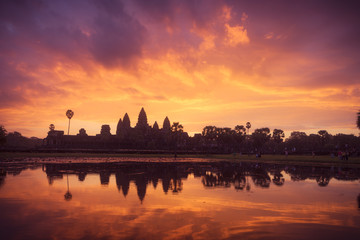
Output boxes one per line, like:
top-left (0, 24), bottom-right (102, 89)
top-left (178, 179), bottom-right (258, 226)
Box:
top-left (39, 107), bottom-right (360, 155)
top-left (45, 107), bottom-right (189, 150)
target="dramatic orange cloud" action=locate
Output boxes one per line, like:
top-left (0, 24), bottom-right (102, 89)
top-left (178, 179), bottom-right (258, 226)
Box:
top-left (0, 0), bottom-right (359, 138)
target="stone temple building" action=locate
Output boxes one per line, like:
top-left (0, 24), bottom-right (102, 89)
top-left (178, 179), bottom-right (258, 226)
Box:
top-left (116, 107), bottom-right (172, 137)
top-left (45, 107), bottom-right (188, 150)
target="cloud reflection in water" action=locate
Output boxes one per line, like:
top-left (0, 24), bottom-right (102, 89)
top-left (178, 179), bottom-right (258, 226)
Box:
top-left (0, 161), bottom-right (359, 239)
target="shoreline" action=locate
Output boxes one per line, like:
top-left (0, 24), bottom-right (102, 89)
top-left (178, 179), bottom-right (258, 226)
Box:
top-left (1, 152), bottom-right (360, 167)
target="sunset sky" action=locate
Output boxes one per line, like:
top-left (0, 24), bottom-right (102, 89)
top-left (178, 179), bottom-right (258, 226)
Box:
top-left (1, 0), bottom-right (359, 138)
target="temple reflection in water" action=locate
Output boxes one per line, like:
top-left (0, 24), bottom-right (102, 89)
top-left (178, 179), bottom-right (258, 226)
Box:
top-left (2, 161), bottom-right (360, 203)
top-left (1, 159), bottom-right (360, 239)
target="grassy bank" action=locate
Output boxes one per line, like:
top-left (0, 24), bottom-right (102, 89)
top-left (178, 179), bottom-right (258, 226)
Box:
top-left (1, 151), bottom-right (360, 167)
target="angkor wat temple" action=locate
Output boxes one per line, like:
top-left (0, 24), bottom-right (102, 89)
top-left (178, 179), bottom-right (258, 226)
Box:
top-left (46, 108), bottom-right (189, 150)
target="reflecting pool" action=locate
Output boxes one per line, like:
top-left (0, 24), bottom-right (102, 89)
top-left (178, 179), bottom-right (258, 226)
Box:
top-left (0, 159), bottom-right (360, 239)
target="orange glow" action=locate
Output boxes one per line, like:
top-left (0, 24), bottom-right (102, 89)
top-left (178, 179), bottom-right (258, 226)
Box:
top-left (0, 1), bottom-right (359, 138)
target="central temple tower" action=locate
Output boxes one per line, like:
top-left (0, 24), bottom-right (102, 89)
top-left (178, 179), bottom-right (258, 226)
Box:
top-left (135, 107), bottom-right (149, 129)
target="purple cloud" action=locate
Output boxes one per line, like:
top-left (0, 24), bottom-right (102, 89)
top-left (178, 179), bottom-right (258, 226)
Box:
top-left (90, 0), bottom-right (146, 68)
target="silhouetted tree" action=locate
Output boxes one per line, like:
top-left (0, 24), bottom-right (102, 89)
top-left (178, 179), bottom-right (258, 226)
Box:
top-left (172, 122), bottom-right (184, 134)
top-left (218, 127), bottom-right (234, 152)
top-left (307, 134), bottom-right (321, 152)
top-left (0, 125), bottom-right (6, 145)
top-left (252, 128), bottom-right (271, 151)
top-left (66, 109), bottom-right (74, 135)
top-left (171, 122), bottom-right (183, 156)
top-left (201, 125), bottom-right (248, 153)
top-left (202, 126), bottom-right (217, 140)
top-left (246, 122), bottom-right (251, 135)
top-left (286, 131), bottom-right (308, 153)
top-left (318, 130), bottom-right (331, 147)
top-left (357, 110), bottom-right (360, 129)
top-left (289, 131), bottom-right (307, 139)
top-left (234, 125), bottom-right (246, 152)
top-left (272, 129), bottom-right (285, 144)
top-left (333, 133), bottom-right (359, 151)
top-left (202, 126), bottom-right (217, 150)
top-left (235, 125), bottom-right (246, 135)
top-left (5, 131), bottom-right (32, 148)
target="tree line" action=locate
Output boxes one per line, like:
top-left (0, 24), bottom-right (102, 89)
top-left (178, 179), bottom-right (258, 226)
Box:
top-left (1, 109), bottom-right (360, 154)
top-left (194, 125), bottom-right (360, 155)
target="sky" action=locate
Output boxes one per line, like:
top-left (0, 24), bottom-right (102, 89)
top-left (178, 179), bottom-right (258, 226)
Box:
top-left (1, 0), bottom-right (359, 138)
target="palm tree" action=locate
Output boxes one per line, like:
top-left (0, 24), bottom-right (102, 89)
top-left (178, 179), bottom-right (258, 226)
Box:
top-left (246, 122), bottom-right (251, 135)
top-left (66, 110), bottom-right (74, 135)
top-left (171, 122), bottom-right (183, 157)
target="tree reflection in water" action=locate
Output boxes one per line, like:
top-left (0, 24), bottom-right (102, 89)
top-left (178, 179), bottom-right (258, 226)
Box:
top-left (316, 176), bottom-right (330, 187)
top-left (1, 160), bottom-right (360, 240)
top-left (1, 161), bottom-right (360, 203)
top-left (233, 174), bottom-right (246, 191)
top-left (64, 172), bottom-right (72, 201)
top-left (272, 173), bottom-right (285, 186)
top-left (0, 169), bottom-right (6, 189)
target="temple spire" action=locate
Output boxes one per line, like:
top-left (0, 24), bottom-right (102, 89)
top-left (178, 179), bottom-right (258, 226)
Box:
top-left (153, 121), bottom-right (159, 130)
top-left (163, 116), bottom-right (170, 131)
top-left (122, 113), bottom-right (131, 129)
top-left (116, 118), bottom-right (122, 136)
top-left (136, 107), bottom-right (148, 129)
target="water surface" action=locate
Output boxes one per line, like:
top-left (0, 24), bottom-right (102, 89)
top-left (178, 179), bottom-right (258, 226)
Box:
top-left (0, 159), bottom-right (359, 239)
